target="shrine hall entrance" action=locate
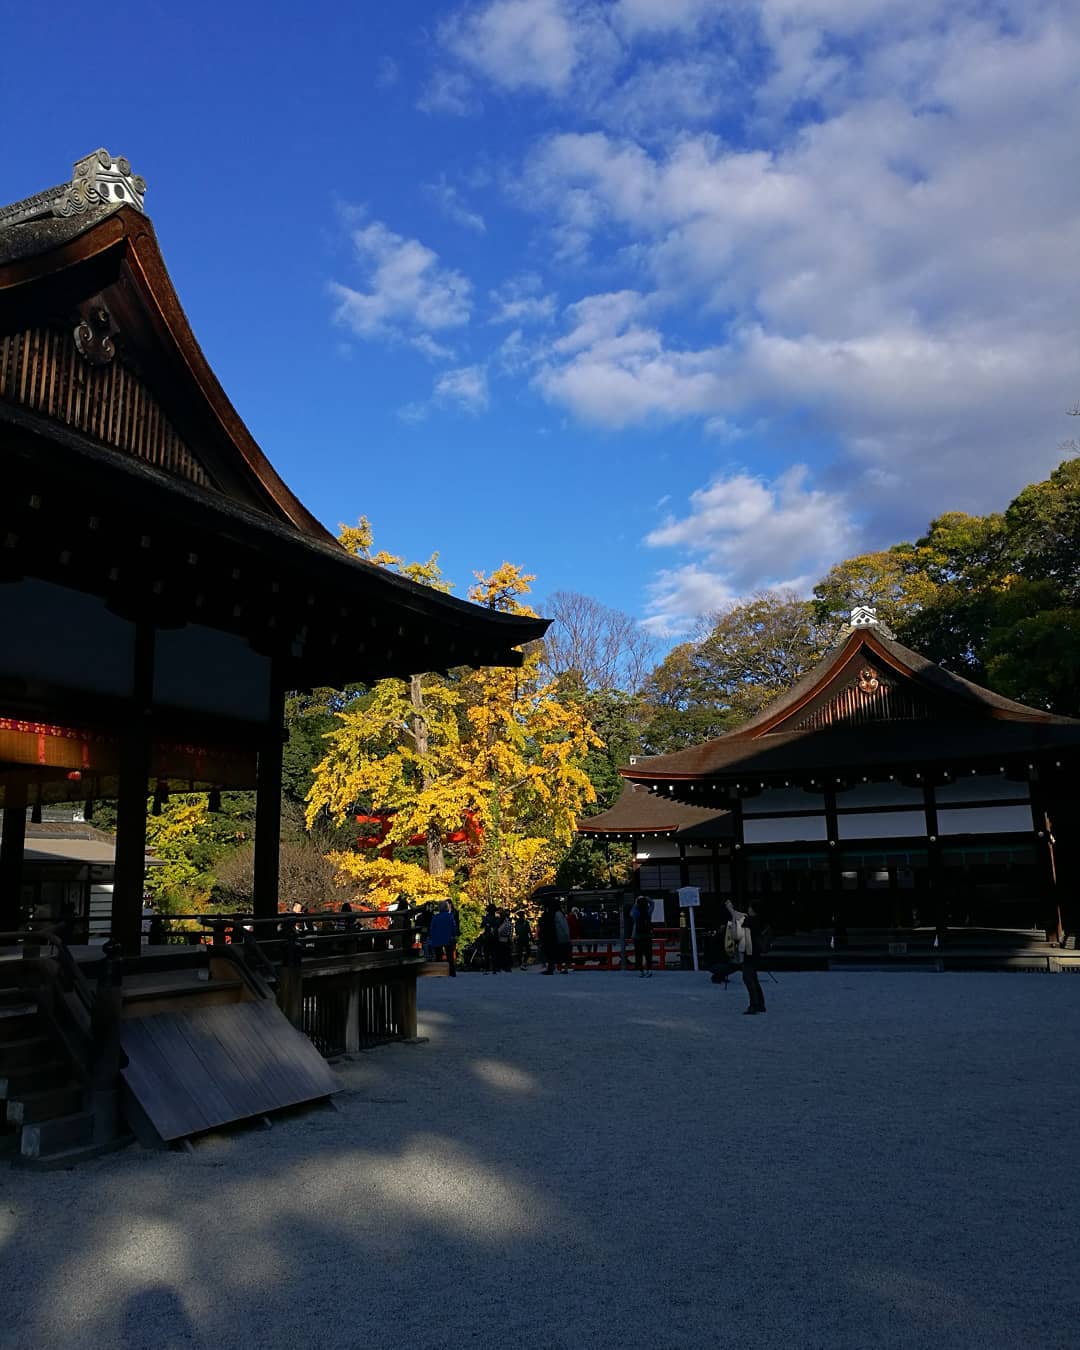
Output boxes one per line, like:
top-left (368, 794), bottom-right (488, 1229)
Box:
top-left (746, 841), bottom-right (1047, 934)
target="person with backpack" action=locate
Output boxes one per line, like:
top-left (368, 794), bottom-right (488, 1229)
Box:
top-left (725, 897), bottom-right (768, 1014)
top-left (631, 896), bottom-right (654, 978)
top-left (427, 899), bottom-right (459, 977)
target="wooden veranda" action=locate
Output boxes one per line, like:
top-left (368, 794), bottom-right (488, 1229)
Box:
top-left (0, 150), bottom-right (548, 1163)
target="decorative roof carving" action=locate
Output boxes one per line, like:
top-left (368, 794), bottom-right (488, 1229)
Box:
top-left (832, 603), bottom-right (896, 644)
top-left (794, 666), bottom-right (930, 730)
top-left (0, 150), bottom-right (146, 231)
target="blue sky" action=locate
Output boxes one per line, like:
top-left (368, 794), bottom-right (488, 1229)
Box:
top-left (6, 1), bottom-right (1080, 643)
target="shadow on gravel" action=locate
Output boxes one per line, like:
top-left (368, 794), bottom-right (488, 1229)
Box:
top-left (1, 973), bottom-right (1079, 1350)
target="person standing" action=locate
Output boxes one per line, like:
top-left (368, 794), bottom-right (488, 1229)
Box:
top-left (514, 911), bottom-right (532, 969)
top-left (538, 900), bottom-right (558, 975)
top-left (631, 896), bottom-right (654, 978)
top-left (482, 903), bottom-right (500, 973)
top-left (427, 900), bottom-right (459, 977)
top-left (497, 909), bottom-right (514, 972)
top-left (553, 900), bottom-right (572, 973)
top-left (725, 898), bottom-right (766, 1014)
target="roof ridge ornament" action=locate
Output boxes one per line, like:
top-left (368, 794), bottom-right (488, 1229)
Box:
top-left (833, 603), bottom-right (896, 644)
top-left (0, 149), bottom-right (146, 231)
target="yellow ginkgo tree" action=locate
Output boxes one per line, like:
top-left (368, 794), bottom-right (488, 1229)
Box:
top-left (306, 530), bottom-right (600, 918)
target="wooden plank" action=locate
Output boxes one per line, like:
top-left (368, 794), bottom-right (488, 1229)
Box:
top-left (121, 1001), bottom-right (340, 1142)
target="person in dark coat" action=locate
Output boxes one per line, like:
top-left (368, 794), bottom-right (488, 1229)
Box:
top-left (514, 911), bottom-right (532, 969)
top-left (631, 896), bottom-right (654, 978)
top-left (427, 900), bottom-right (459, 977)
top-left (538, 901), bottom-right (559, 975)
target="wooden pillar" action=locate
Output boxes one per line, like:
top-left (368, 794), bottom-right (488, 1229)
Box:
top-left (1029, 774), bottom-right (1062, 943)
top-left (824, 786), bottom-right (844, 942)
top-left (731, 797), bottom-right (747, 907)
top-left (924, 783), bottom-right (946, 942)
top-left (253, 675), bottom-right (286, 922)
top-left (112, 624), bottom-right (154, 957)
top-left (345, 978), bottom-right (361, 1054)
top-left (0, 794), bottom-right (27, 932)
top-left (393, 970), bottom-right (418, 1040)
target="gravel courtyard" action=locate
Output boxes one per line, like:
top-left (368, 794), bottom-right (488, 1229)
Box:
top-left (2, 970), bottom-right (1079, 1350)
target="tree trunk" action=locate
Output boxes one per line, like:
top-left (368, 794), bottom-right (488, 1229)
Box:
top-left (410, 674), bottom-right (445, 877)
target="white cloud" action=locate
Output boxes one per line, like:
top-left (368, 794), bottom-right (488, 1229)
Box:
top-left (331, 221), bottom-right (472, 346)
top-left (411, 333), bottom-right (457, 362)
top-left (641, 565), bottom-right (738, 636)
top-left (435, 364), bottom-right (490, 412)
top-left (647, 465), bottom-right (855, 584)
top-left (613, 0), bottom-right (720, 37)
top-left (489, 273), bottom-right (557, 324)
top-left (427, 178), bottom-right (487, 233)
top-left (520, 3), bottom-right (1080, 527)
top-left (376, 55), bottom-right (399, 88)
top-left (442, 0), bottom-right (587, 94)
top-left (418, 69), bottom-right (479, 116)
top-left (643, 466), bottom-right (858, 631)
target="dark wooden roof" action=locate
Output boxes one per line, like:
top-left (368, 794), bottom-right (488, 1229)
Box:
top-left (577, 781), bottom-right (732, 840)
top-left (0, 153), bottom-right (548, 685)
top-left (623, 626), bottom-right (1080, 786)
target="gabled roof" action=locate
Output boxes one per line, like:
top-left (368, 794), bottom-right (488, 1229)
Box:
top-left (0, 153), bottom-right (548, 683)
top-left (577, 781), bottom-right (732, 840)
top-left (0, 150), bottom-right (333, 533)
top-left (623, 623), bottom-right (1080, 784)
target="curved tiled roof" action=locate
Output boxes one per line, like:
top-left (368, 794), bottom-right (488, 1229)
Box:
top-left (622, 627), bottom-right (1080, 783)
top-left (577, 782), bottom-right (732, 839)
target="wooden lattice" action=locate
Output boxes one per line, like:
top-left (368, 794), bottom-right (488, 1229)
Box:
top-left (0, 325), bottom-right (210, 485)
top-left (795, 673), bottom-right (929, 730)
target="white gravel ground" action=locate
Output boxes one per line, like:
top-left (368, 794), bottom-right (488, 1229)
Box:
top-left (2, 970), bottom-right (1079, 1350)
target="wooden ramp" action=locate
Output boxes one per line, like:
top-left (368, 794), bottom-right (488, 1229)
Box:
top-left (120, 1000), bottom-right (341, 1142)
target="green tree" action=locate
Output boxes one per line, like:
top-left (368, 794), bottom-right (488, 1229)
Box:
top-left (813, 548), bottom-right (938, 632)
top-left (693, 591), bottom-right (831, 725)
top-left (638, 641), bottom-right (735, 753)
top-left (1003, 456), bottom-right (1080, 603)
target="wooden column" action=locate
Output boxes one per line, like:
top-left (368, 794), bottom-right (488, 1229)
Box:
top-left (0, 793), bottom-right (27, 932)
top-left (253, 676), bottom-right (286, 922)
top-left (731, 797), bottom-right (747, 907)
top-left (924, 783), bottom-right (946, 942)
top-left (112, 624), bottom-right (154, 957)
top-left (1028, 772), bottom-right (1062, 943)
top-left (824, 787), bottom-right (844, 943)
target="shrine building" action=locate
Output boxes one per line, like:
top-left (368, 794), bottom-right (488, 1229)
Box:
top-left (0, 150), bottom-right (548, 955)
top-left (580, 607), bottom-right (1080, 943)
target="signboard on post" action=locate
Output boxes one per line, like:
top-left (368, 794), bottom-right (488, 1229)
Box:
top-left (677, 887), bottom-right (701, 971)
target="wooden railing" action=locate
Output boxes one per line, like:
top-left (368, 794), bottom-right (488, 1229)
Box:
top-left (161, 911), bottom-right (423, 1054)
top-left (0, 928), bottom-right (125, 1150)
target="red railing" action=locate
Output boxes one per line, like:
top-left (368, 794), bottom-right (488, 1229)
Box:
top-left (568, 928), bottom-right (683, 972)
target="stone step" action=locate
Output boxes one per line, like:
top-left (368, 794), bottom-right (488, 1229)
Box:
top-left (0, 1036), bottom-right (54, 1070)
top-left (7, 1084), bottom-right (83, 1126)
top-left (19, 1110), bottom-right (95, 1160)
top-left (0, 1060), bottom-right (72, 1098)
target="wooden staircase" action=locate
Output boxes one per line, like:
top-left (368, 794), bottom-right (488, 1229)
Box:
top-left (0, 980), bottom-right (104, 1165)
